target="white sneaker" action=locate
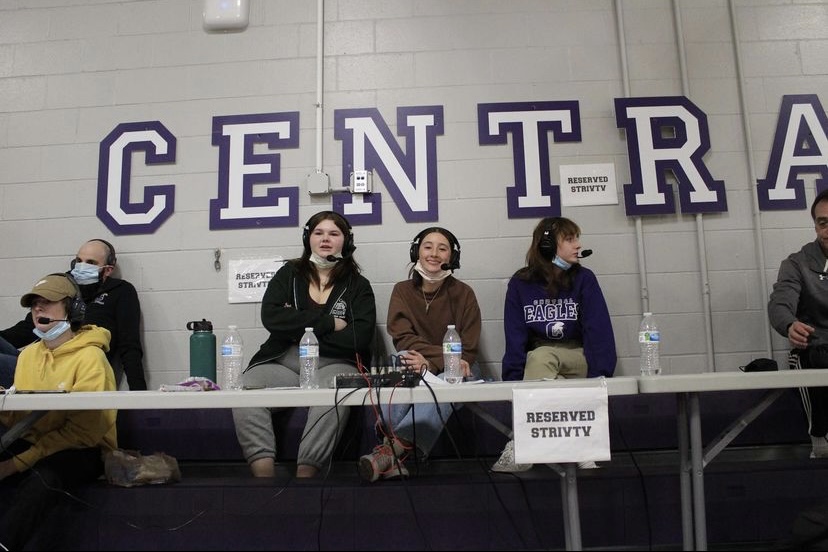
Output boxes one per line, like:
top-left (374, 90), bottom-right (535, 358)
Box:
top-left (491, 440), bottom-right (533, 473)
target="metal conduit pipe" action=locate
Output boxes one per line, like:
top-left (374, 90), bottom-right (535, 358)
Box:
top-left (728, 0), bottom-right (773, 355)
top-left (613, 0), bottom-right (651, 315)
top-left (672, 0), bottom-right (716, 372)
top-left (314, 0), bottom-right (324, 173)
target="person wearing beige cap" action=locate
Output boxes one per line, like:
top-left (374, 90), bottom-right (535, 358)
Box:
top-left (0, 273), bottom-right (117, 550)
top-left (0, 238), bottom-right (147, 390)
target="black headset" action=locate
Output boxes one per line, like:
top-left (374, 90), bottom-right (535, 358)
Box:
top-left (70, 238), bottom-right (117, 269)
top-left (302, 211), bottom-right (355, 257)
top-left (409, 227), bottom-right (461, 270)
top-left (538, 218), bottom-right (561, 260)
top-left (48, 273), bottom-right (86, 324)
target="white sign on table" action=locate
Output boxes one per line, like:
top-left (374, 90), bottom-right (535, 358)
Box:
top-left (512, 386), bottom-right (611, 463)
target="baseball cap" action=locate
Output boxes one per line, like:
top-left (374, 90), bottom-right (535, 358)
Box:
top-left (20, 274), bottom-right (77, 308)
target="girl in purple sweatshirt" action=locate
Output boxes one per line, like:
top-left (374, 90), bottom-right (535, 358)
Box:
top-left (493, 216), bottom-right (617, 472)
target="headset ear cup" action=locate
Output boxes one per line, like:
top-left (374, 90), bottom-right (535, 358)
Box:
top-left (71, 295), bottom-right (86, 323)
top-left (450, 245), bottom-right (461, 270)
top-left (409, 228), bottom-right (427, 264)
top-left (409, 238), bottom-right (420, 263)
top-left (539, 233), bottom-right (556, 260)
top-left (538, 219), bottom-right (560, 260)
top-left (63, 274), bottom-right (86, 323)
top-left (344, 227), bottom-right (355, 256)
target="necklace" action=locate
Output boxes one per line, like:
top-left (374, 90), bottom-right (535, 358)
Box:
top-left (422, 284), bottom-right (443, 313)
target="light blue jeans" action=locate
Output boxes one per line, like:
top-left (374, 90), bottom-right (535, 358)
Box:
top-left (381, 363), bottom-right (481, 458)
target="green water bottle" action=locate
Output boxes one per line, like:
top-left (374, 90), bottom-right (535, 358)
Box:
top-left (186, 319), bottom-right (216, 381)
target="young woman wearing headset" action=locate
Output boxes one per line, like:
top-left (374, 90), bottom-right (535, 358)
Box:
top-left (493, 216), bottom-right (616, 472)
top-left (232, 211), bottom-right (377, 479)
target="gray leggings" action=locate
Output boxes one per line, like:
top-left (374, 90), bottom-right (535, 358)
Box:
top-left (232, 349), bottom-right (358, 471)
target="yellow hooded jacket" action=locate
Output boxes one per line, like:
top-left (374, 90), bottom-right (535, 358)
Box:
top-left (0, 324), bottom-right (118, 472)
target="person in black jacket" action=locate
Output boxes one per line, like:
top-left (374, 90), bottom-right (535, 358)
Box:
top-left (232, 211), bottom-right (376, 479)
top-left (0, 238), bottom-right (147, 390)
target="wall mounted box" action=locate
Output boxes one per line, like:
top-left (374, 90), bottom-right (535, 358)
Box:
top-left (203, 0), bottom-right (250, 32)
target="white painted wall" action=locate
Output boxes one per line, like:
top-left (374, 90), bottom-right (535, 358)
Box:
top-left (0, 0), bottom-right (825, 388)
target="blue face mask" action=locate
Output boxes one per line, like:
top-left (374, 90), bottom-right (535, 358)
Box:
top-left (552, 255), bottom-right (572, 271)
top-left (33, 320), bottom-right (71, 341)
top-left (70, 262), bottom-right (101, 285)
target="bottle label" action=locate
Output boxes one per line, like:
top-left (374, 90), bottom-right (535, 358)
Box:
top-left (638, 331), bottom-right (660, 343)
top-left (443, 342), bottom-right (462, 354)
top-left (299, 344), bottom-right (319, 357)
top-left (221, 344), bottom-right (242, 356)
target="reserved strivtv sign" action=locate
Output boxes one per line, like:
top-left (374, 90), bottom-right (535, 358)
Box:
top-left (95, 94), bottom-right (828, 235)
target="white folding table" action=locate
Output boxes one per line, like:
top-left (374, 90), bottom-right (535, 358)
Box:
top-left (638, 369), bottom-right (828, 551)
top-left (0, 376), bottom-right (639, 551)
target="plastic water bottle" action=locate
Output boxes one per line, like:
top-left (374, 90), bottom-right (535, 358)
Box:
top-left (299, 327), bottom-right (319, 389)
top-left (442, 324), bottom-right (463, 384)
top-left (220, 325), bottom-right (244, 390)
top-left (639, 312), bottom-right (661, 376)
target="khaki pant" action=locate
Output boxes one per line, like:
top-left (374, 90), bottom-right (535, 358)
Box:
top-left (524, 342), bottom-right (588, 380)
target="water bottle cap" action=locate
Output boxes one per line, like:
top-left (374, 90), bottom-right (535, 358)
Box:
top-left (228, 324), bottom-right (237, 330)
top-left (643, 312), bottom-right (652, 316)
top-left (305, 327), bottom-right (313, 331)
top-left (447, 324), bottom-right (455, 329)
top-left (186, 319), bottom-right (213, 332)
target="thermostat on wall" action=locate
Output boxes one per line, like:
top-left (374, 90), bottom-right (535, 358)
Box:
top-left (203, 0), bottom-right (250, 32)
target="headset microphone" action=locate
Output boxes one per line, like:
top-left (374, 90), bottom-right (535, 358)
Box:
top-left (37, 317), bottom-right (69, 324)
top-left (326, 255), bottom-right (342, 263)
top-left (440, 263), bottom-right (452, 271)
top-left (578, 249), bottom-right (593, 259)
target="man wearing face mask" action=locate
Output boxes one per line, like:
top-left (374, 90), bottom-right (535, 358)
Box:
top-left (0, 239), bottom-right (147, 390)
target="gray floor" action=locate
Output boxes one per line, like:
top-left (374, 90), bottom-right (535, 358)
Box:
top-left (162, 443), bottom-right (826, 551)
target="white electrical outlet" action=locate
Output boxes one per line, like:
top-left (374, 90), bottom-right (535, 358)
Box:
top-left (351, 170), bottom-right (371, 193)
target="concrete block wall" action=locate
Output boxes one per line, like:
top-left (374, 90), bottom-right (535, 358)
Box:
top-left (0, 0), bottom-right (826, 387)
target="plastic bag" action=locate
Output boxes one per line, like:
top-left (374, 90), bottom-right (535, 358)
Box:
top-left (159, 376), bottom-right (221, 392)
top-left (104, 449), bottom-right (181, 487)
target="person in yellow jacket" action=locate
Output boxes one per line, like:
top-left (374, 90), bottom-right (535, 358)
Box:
top-left (0, 273), bottom-right (117, 551)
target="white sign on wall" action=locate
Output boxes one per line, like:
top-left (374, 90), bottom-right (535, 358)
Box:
top-left (559, 163), bottom-right (618, 206)
top-left (512, 386), bottom-right (611, 463)
top-left (228, 257), bottom-right (283, 303)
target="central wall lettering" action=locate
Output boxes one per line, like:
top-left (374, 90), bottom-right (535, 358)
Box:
top-left (95, 94), bottom-right (827, 235)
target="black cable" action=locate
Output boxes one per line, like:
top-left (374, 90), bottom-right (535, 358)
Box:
top-left (315, 386), bottom-right (352, 550)
top-left (370, 382), bottom-right (433, 551)
top-left (371, 381), bottom-right (418, 476)
top-left (608, 397), bottom-right (653, 550)
top-left (289, 385), bottom-right (360, 550)
top-left (441, 393), bottom-right (539, 549)
top-left (295, 386), bottom-right (361, 478)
